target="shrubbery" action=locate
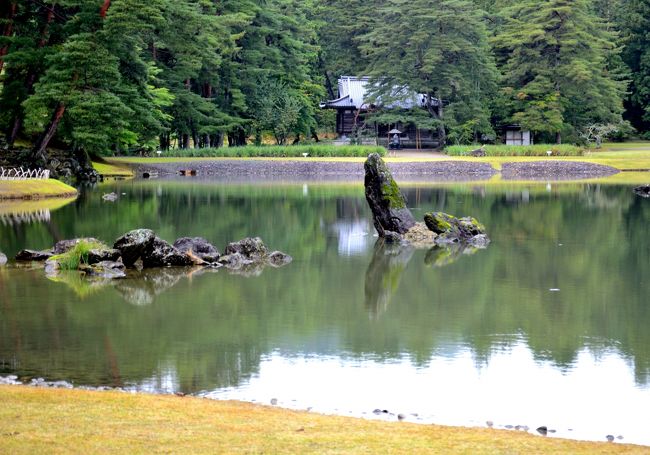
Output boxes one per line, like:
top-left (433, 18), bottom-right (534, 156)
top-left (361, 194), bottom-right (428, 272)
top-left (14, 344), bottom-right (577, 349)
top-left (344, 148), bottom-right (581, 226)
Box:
top-left (445, 144), bottom-right (585, 157)
top-left (158, 145), bottom-right (386, 158)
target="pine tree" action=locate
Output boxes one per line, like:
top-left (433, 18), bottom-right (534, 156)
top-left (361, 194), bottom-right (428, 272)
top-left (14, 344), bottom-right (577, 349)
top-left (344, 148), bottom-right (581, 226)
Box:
top-left (357, 0), bottom-right (498, 145)
top-left (619, 0), bottom-right (650, 133)
top-left (492, 0), bottom-right (627, 143)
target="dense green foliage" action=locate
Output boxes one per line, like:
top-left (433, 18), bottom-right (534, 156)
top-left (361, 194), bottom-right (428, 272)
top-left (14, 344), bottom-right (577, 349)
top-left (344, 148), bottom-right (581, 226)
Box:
top-left (446, 144), bottom-right (584, 156)
top-left (0, 0), bottom-right (649, 157)
top-left (491, 0), bottom-right (626, 143)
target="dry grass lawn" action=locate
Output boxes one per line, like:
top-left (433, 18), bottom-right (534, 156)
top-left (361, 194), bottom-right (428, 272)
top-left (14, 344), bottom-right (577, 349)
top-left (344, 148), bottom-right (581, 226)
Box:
top-left (0, 386), bottom-right (648, 454)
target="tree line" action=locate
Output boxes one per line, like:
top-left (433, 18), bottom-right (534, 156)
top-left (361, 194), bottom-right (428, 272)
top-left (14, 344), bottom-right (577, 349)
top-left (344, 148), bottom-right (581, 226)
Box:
top-left (0, 0), bottom-right (648, 158)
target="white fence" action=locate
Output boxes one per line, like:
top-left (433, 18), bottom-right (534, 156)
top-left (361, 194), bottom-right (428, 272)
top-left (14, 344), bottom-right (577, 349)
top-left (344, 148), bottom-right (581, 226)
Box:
top-left (0, 167), bottom-right (50, 180)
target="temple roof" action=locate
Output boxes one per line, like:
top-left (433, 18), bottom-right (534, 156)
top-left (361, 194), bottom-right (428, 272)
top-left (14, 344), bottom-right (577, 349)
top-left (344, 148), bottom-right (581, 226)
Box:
top-left (320, 76), bottom-right (439, 110)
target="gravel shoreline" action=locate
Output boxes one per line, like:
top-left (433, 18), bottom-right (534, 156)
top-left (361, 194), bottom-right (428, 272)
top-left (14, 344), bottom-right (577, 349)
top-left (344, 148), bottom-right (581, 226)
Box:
top-left (131, 159), bottom-right (619, 182)
top-left (501, 161), bottom-right (619, 180)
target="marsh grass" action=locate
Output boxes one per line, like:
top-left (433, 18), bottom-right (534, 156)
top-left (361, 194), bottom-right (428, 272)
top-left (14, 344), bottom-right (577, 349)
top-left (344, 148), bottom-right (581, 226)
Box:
top-left (151, 144), bottom-right (385, 158)
top-left (446, 144), bottom-right (584, 156)
top-left (49, 240), bottom-right (108, 270)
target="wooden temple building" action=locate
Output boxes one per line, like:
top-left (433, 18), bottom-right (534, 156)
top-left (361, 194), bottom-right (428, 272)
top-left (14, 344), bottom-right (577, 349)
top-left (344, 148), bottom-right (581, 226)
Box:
top-left (320, 76), bottom-right (440, 149)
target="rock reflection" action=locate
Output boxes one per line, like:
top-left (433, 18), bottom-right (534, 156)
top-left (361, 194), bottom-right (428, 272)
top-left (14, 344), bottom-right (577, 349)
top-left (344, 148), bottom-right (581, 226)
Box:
top-left (424, 243), bottom-right (485, 268)
top-left (364, 241), bottom-right (414, 318)
top-left (365, 240), bottom-right (489, 317)
top-left (47, 266), bottom-right (218, 305)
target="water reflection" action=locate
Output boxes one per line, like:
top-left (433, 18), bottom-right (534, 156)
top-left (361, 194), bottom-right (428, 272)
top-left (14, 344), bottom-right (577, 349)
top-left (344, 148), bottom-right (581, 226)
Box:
top-left (1, 180), bottom-right (650, 445)
top-left (364, 242), bottom-right (414, 317)
top-left (0, 197), bottom-right (75, 227)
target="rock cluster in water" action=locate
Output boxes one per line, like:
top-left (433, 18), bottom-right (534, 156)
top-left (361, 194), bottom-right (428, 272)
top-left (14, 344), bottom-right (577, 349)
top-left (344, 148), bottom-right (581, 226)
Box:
top-left (13, 230), bottom-right (291, 280)
top-left (633, 184), bottom-right (650, 198)
top-left (364, 153), bottom-right (490, 249)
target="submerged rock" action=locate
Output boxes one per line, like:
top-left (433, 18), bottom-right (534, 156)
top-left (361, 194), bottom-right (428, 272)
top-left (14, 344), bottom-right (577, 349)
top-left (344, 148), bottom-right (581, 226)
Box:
top-left (173, 237), bottom-right (220, 263)
top-left (79, 260), bottom-right (126, 279)
top-left (364, 153), bottom-right (416, 236)
top-left (218, 238), bottom-right (292, 273)
top-left (102, 192), bottom-right (118, 202)
top-left (142, 237), bottom-right (193, 268)
top-left (15, 249), bottom-right (53, 261)
top-left (633, 184), bottom-right (650, 198)
top-left (218, 252), bottom-right (251, 269)
top-left (267, 251), bottom-right (293, 267)
top-left (224, 237), bottom-right (268, 260)
top-left (0, 252), bottom-right (6, 266)
top-left (113, 229), bottom-right (156, 267)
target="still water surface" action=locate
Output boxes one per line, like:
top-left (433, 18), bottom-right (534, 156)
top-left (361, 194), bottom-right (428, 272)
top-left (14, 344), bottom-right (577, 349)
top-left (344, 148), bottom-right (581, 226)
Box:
top-left (1, 179), bottom-right (649, 445)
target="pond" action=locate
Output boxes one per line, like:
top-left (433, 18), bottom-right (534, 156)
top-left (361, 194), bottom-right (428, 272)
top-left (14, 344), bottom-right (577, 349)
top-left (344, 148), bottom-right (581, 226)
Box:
top-left (1, 178), bottom-right (649, 445)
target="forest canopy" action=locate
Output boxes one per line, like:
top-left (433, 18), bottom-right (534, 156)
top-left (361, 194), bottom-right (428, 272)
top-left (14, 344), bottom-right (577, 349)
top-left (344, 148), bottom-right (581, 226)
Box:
top-left (0, 0), bottom-right (648, 157)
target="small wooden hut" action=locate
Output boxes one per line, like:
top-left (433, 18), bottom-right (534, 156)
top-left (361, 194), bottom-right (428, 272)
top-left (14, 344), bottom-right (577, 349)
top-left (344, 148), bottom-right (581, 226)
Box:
top-left (504, 125), bottom-right (532, 146)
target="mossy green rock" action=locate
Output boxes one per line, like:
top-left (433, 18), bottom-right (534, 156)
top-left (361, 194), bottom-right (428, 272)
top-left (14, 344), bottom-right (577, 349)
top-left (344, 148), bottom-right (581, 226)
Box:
top-left (364, 153), bottom-right (415, 235)
top-left (424, 212), bottom-right (456, 234)
top-left (424, 212), bottom-right (487, 244)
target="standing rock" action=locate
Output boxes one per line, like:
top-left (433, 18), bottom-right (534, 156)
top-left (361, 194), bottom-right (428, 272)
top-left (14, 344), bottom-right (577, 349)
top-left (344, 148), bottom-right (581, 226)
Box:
top-left (0, 252), bottom-right (7, 266)
top-left (173, 237), bottom-right (220, 263)
top-left (364, 153), bottom-right (416, 236)
top-left (15, 249), bottom-right (53, 261)
top-left (142, 237), bottom-right (193, 268)
top-left (113, 229), bottom-right (156, 268)
top-left (633, 185), bottom-right (650, 198)
top-left (224, 237), bottom-right (268, 260)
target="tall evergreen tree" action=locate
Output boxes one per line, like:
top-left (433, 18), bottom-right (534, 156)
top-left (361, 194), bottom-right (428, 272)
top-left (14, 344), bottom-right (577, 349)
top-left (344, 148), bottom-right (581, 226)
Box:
top-left (619, 0), bottom-right (650, 133)
top-left (357, 0), bottom-right (498, 145)
top-left (492, 0), bottom-right (627, 143)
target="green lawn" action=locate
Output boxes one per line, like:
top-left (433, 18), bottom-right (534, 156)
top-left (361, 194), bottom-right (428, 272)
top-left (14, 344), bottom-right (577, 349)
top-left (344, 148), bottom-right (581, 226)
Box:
top-left (0, 179), bottom-right (78, 199)
top-left (92, 161), bottom-right (135, 177)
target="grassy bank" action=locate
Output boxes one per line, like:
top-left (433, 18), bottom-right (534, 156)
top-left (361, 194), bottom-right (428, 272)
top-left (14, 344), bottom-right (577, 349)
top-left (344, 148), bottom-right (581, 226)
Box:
top-left (142, 144), bottom-right (386, 158)
top-left (446, 144), bottom-right (584, 156)
top-left (92, 161), bottom-right (134, 177)
top-left (0, 179), bottom-right (77, 199)
top-left (0, 386), bottom-right (646, 454)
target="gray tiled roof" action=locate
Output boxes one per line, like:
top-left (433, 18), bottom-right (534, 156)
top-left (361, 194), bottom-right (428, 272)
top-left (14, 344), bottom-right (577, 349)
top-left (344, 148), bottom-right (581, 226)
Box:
top-left (321, 76), bottom-right (438, 110)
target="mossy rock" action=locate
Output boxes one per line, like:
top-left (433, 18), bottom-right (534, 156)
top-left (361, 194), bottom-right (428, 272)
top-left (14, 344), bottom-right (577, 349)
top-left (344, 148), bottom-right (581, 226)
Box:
top-left (424, 212), bottom-right (457, 234)
top-left (424, 212), bottom-right (487, 243)
top-left (364, 153), bottom-right (415, 235)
